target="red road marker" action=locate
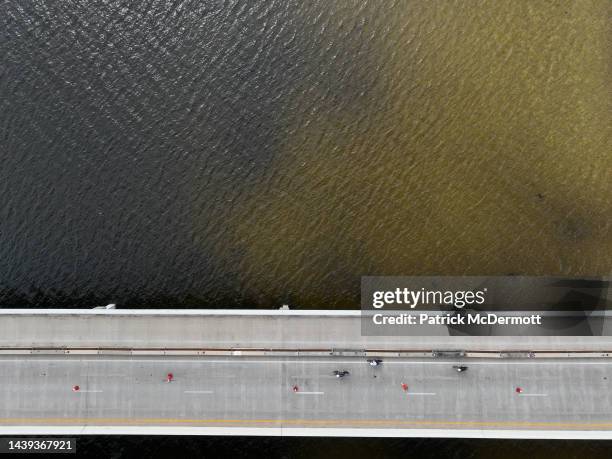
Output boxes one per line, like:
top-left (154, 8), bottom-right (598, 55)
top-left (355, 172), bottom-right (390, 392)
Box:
top-left (166, 373), bottom-right (174, 383)
top-left (401, 383), bottom-right (408, 392)
top-left (515, 387), bottom-right (523, 394)
top-left (72, 385), bottom-right (80, 392)
top-left (292, 385), bottom-right (299, 393)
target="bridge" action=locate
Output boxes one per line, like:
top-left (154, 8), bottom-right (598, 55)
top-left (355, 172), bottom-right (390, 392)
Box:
top-left (1, 309), bottom-right (612, 438)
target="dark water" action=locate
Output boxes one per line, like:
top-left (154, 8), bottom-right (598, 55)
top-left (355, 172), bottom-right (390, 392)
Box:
top-left (2, 0), bottom-right (610, 309)
top-left (31, 436), bottom-right (612, 459)
top-left (2, 0), bottom-right (611, 456)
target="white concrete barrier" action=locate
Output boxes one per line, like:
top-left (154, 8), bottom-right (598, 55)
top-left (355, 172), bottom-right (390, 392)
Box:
top-left (2, 309), bottom-right (612, 353)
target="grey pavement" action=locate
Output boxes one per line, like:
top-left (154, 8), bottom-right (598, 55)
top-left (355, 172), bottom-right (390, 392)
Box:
top-left (1, 355), bottom-right (612, 432)
top-left (3, 310), bottom-right (612, 351)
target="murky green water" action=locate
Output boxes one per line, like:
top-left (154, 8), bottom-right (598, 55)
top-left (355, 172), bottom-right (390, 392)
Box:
top-left (1, 1), bottom-right (610, 312)
top-left (198, 0), bottom-right (612, 308)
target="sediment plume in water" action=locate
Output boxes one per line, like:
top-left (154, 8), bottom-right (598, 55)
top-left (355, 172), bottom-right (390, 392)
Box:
top-left (210, 1), bottom-right (611, 308)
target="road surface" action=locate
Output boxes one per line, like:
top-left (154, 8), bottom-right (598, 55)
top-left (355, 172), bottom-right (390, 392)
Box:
top-left (2, 354), bottom-right (612, 438)
top-left (3, 309), bottom-right (612, 438)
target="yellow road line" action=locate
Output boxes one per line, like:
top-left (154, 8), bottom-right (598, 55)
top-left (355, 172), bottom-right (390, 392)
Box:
top-left (1, 418), bottom-right (612, 429)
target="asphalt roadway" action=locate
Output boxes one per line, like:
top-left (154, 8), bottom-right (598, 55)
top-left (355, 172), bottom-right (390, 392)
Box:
top-left (2, 355), bottom-right (612, 435)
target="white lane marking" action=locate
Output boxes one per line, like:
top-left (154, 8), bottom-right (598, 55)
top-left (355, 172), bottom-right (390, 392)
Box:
top-left (408, 392), bottom-right (436, 396)
top-left (87, 374), bottom-right (127, 378)
top-left (184, 390), bottom-right (214, 394)
top-left (3, 358), bottom-right (612, 366)
top-left (296, 392), bottom-right (324, 395)
top-left (519, 394), bottom-right (548, 397)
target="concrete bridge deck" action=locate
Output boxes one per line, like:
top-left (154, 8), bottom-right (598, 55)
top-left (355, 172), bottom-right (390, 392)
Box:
top-left (2, 354), bottom-right (612, 438)
top-left (2, 309), bottom-right (612, 352)
top-left (2, 310), bottom-right (612, 438)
